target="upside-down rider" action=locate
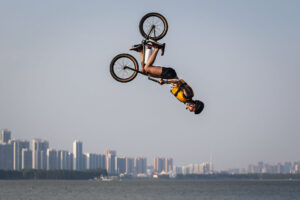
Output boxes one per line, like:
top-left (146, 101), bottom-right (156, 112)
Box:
top-left (130, 40), bottom-right (204, 115)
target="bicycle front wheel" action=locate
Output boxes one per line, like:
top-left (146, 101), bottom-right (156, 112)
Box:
top-left (139, 12), bottom-right (168, 41)
top-left (110, 54), bottom-right (139, 83)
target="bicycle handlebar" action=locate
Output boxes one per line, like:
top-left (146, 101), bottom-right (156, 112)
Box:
top-left (148, 77), bottom-right (160, 83)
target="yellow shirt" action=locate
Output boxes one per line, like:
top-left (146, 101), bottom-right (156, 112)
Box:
top-left (170, 80), bottom-right (194, 103)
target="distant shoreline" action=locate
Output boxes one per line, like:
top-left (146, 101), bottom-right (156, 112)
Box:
top-left (0, 169), bottom-right (107, 180)
top-left (175, 174), bottom-right (300, 180)
top-left (1, 169), bottom-right (300, 180)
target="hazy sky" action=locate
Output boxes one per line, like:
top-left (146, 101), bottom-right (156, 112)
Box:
top-left (0, 0), bottom-right (299, 170)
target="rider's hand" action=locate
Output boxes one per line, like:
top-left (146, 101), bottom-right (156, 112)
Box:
top-left (151, 42), bottom-right (160, 50)
top-left (153, 46), bottom-right (159, 51)
top-left (159, 79), bottom-right (164, 85)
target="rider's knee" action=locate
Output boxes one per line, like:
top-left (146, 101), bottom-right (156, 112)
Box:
top-left (143, 66), bottom-right (150, 72)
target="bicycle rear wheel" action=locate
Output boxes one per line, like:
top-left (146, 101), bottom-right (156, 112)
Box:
top-left (139, 12), bottom-right (168, 41)
top-left (110, 54), bottom-right (139, 83)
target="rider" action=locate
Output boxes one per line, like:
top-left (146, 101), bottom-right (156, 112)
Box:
top-left (130, 41), bottom-right (204, 115)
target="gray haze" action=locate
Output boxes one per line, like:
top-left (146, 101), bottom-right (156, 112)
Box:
top-left (0, 0), bottom-right (299, 170)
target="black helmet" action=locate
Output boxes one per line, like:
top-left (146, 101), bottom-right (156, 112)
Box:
top-left (194, 100), bottom-right (204, 114)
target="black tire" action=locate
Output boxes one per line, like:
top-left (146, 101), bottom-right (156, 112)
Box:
top-left (110, 54), bottom-right (139, 83)
top-left (139, 12), bottom-right (168, 41)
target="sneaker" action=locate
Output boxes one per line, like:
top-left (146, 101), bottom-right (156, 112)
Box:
top-left (129, 44), bottom-right (143, 52)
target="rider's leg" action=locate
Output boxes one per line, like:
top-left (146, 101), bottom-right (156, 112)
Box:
top-left (144, 47), bottom-right (159, 68)
top-left (143, 48), bottom-right (163, 77)
top-left (139, 51), bottom-right (144, 67)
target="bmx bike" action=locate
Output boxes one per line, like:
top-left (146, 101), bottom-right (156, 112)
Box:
top-left (110, 12), bottom-right (168, 83)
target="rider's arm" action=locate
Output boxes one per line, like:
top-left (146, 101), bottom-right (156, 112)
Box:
top-left (159, 78), bottom-right (179, 85)
top-left (164, 79), bottom-right (180, 84)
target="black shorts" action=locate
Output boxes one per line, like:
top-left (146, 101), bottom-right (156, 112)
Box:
top-left (161, 67), bottom-right (177, 79)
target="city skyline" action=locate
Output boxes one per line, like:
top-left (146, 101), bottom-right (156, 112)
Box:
top-left (0, 129), bottom-right (173, 175)
top-left (1, 128), bottom-right (299, 174)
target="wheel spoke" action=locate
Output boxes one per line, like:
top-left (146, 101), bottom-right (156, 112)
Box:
top-left (151, 17), bottom-right (155, 27)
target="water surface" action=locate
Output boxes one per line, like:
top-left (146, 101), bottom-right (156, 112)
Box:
top-left (1, 179), bottom-right (300, 200)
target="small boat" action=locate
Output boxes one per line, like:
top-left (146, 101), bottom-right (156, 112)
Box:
top-left (101, 176), bottom-right (113, 181)
top-left (100, 175), bottom-right (119, 181)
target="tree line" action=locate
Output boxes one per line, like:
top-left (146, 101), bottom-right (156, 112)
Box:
top-left (176, 173), bottom-right (300, 180)
top-left (0, 169), bottom-right (107, 180)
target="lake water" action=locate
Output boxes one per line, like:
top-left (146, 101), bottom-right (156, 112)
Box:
top-left (1, 179), bottom-right (300, 200)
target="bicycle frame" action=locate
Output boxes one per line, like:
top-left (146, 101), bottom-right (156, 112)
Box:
top-left (123, 66), bottom-right (160, 83)
top-left (122, 25), bottom-right (162, 84)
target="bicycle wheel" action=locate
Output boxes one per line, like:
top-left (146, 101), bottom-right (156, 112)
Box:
top-left (110, 54), bottom-right (139, 83)
top-left (139, 12), bottom-right (168, 41)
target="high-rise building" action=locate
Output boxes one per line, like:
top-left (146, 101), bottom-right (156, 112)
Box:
top-left (82, 153), bottom-right (87, 170)
top-left (182, 166), bottom-right (190, 174)
top-left (283, 162), bottom-right (292, 174)
top-left (104, 149), bottom-right (116, 174)
top-left (126, 157), bottom-right (134, 175)
top-left (174, 166), bottom-right (183, 174)
top-left (73, 140), bottom-right (83, 171)
top-left (61, 151), bottom-right (68, 169)
top-left (86, 153), bottom-right (106, 170)
top-left (262, 164), bottom-right (277, 174)
top-left (47, 149), bottom-right (72, 170)
top-left (68, 152), bottom-right (73, 170)
top-left (135, 157), bottom-right (147, 174)
top-left (209, 153), bottom-right (214, 174)
top-left (165, 158), bottom-right (173, 172)
top-left (32, 139), bottom-right (49, 169)
top-left (193, 164), bottom-right (201, 174)
top-left (295, 164), bottom-right (300, 174)
top-left (21, 148), bottom-right (32, 169)
top-left (98, 154), bottom-right (106, 170)
top-left (277, 163), bottom-right (284, 174)
top-left (56, 150), bottom-right (62, 169)
top-left (200, 162), bottom-right (210, 174)
top-left (188, 164), bottom-right (196, 174)
top-left (0, 129), bottom-right (11, 144)
top-left (154, 157), bottom-right (165, 173)
top-left (47, 148), bottom-right (58, 170)
top-left (60, 151), bottom-right (73, 170)
top-left (257, 161), bottom-right (264, 173)
top-left (85, 153), bottom-right (92, 169)
top-left (0, 142), bottom-right (13, 170)
top-left (116, 156), bottom-right (126, 174)
top-left (12, 140), bottom-right (30, 170)
top-left (181, 162), bottom-right (210, 174)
